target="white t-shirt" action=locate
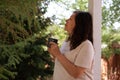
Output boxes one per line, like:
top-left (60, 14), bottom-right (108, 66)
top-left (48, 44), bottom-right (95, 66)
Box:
top-left (53, 40), bottom-right (94, 80)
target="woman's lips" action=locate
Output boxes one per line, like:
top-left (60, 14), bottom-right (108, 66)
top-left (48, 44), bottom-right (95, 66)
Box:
top-left (65, 23), bottom-right (67, 26)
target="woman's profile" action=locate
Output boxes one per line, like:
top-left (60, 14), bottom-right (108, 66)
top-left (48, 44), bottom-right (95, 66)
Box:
top-left (48, 11), bottom-right (94, 80)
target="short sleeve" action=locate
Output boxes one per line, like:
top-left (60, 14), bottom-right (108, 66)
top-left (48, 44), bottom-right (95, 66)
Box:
top-left (74, 41), bottom-right (94, 69)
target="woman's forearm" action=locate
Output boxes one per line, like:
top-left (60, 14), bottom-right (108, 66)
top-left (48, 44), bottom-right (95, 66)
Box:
top-left (56, 52), bottom-right (85, 78)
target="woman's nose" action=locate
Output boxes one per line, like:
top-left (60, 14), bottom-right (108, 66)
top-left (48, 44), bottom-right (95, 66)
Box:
top-left (66, 19), bottom-right (68, 22)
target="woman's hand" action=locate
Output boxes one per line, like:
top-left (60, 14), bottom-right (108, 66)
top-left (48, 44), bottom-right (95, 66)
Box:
top-left (47, 42), bottom-right (61, 58)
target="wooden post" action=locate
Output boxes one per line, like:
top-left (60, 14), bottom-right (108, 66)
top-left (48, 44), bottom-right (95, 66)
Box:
top-left (88, 0), bottom-right (102, 80)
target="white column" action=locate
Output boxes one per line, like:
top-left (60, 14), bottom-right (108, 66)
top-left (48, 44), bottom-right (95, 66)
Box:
top-left (88, 0), bottom-right (102, 80)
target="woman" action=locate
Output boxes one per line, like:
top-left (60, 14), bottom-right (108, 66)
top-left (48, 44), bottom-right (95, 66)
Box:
top-left (48, 11), bottom-right (94, 80)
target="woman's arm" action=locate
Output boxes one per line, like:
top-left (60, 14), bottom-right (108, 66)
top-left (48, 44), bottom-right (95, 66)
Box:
top-left (57, 53), bottom-right (86, 78)
top-left (48, 42), bottom-right (86, 78)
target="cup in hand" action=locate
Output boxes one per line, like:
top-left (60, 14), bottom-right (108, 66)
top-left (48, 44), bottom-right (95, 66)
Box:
top-left (47, 38), bottom-right (58, 47)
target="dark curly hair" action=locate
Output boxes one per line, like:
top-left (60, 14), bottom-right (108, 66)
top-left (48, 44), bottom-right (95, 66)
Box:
top-left (68, 11), bottom-right (93, 50)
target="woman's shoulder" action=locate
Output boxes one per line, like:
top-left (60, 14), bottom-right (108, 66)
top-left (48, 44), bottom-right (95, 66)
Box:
top-left (77, 40), bottom-right (93, 49)
top-left (83, 40), bottom-right (93, 46)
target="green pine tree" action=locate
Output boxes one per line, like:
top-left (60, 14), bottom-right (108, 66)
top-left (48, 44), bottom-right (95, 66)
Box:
top-left (0, 0), bottom-right (54, 80)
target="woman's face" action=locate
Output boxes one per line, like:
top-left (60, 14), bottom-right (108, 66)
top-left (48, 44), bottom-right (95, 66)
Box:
top-left (65, 13), bottom-right (76, 35)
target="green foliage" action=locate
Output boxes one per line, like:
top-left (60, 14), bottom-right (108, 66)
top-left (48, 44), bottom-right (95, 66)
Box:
top-left (72, 0), bottom-right (88, 11)
top-left (0, 66), bottom-right (17, 80)
top-left (109, 0), bottom-right (120, 24)
top-left (54, 0), bottom-right (88, 11)
top-left (0, 0), bottom-right (39, 44)
top-left (46, 25), bottom-right (67, 46)
top-left (102, 0), bottom-right (120, 59)
top-left (102, 28), bottom-right (120, 58)
top-left (0, 36), bottom-right (54, 80)
top-left (102, 0), bottom-right (120, 27)
top-left (0, 0), bottom-right (54, 80)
